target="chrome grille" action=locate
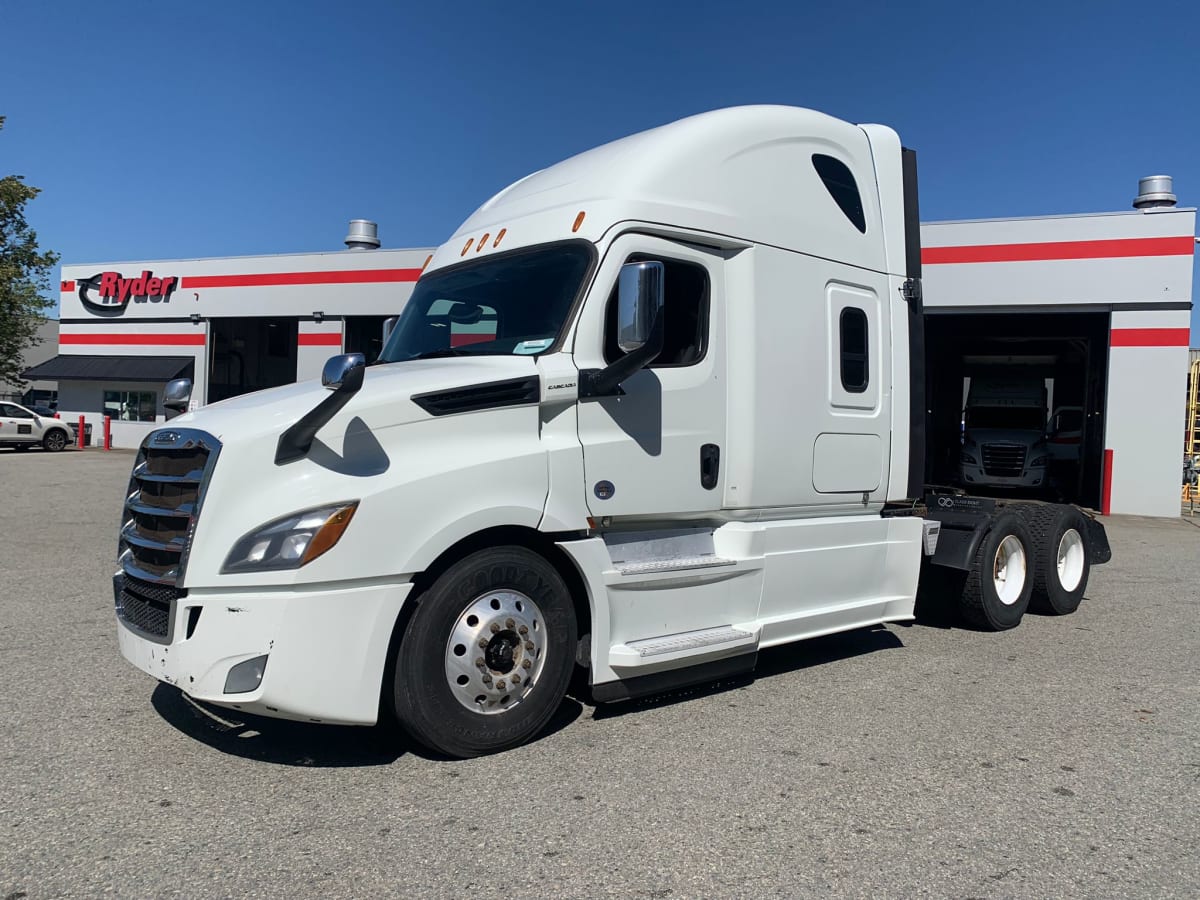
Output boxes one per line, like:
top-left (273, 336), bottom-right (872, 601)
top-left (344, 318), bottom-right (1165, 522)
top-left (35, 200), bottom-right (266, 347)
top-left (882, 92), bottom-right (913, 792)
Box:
top-left (981, 443), bottom-right (1027, 478)
top-left (117, 428), bottom-right (220, 638)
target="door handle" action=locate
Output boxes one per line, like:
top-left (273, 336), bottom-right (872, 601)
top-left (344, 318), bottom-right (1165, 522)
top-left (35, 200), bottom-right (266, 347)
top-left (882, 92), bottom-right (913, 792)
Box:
top-left (700, 443), bottom-right (720, 490)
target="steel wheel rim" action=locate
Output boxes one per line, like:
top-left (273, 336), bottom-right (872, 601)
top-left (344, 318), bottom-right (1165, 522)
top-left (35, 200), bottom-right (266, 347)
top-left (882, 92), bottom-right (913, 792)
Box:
top-left (993, 534), bottom-right (1027, 606)
top-left (1056, 528), bottom-right (1085, 592)
top-left (444, 589), bottom-right (547, 715)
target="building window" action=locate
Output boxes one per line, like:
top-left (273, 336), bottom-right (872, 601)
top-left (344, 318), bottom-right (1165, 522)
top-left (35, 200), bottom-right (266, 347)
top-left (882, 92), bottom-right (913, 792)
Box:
top-left (604, 256), bottom-right (709, 367)
top-left (104, 391), bottom-right (157, 422)
top-left (840, 308), bottom-right (869, 392)
top-left (813, 154), bottom-right (867, 234)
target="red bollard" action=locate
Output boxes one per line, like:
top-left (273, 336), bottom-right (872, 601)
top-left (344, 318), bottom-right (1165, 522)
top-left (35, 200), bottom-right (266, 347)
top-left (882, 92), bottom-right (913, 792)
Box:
top-left (103, 415), bottom-right (112, 451)
top-left (77, 415), bottom-right (86, 449)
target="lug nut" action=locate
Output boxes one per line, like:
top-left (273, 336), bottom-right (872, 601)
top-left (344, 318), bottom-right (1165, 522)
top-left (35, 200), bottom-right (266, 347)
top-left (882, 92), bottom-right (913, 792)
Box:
top-left (522, 659), bottom-right (531, 669)
top-left (524, 641), bottom-right (534, 652)
top-left (505, 618), bottom-right (515, 628)
top-left (510, 675), bottom-right (521, 686)
top-left (482, 674), bottom-right (492, 684)
top-left (490, 623), bottom-right (500, 634)
top-left (496, 680), bottom-right (506, 690)
top-left (478, 638), bottom-right (488, 648)
top-left (518, 625), bottom-right (528, 635)
top-left (475, 657), bottom-right (485, 668)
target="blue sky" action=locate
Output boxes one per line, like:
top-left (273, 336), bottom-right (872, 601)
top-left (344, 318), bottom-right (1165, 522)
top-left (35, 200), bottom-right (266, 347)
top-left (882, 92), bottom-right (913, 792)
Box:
top-left (3, 0), bottom-right (1198, 331)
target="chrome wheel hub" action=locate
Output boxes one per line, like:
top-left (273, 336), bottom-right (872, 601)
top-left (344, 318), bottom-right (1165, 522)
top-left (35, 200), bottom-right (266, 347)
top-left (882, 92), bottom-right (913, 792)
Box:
top-left (444, 589), bottom-right (546, 715)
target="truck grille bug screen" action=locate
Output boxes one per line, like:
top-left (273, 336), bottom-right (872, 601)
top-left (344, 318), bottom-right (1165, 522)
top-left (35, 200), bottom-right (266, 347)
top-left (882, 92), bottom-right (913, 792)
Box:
top-left (117, 429), bottom-right (221, 640)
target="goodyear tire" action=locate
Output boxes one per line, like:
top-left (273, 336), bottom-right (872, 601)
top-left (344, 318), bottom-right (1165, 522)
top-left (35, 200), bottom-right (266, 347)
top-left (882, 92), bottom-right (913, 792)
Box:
top-left (959, 513), bottom-right (1034, 631)
top-left (42, 429), bottom-right (69, 452)
top-left (392, 547), bottom-right (576, 758)
top-left (1014, 504), bottom-right (1091, 615)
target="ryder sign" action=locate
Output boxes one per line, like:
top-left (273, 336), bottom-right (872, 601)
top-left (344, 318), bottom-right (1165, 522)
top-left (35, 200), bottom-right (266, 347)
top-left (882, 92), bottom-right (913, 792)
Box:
top-left (79, 270), bottom-right (178, 316)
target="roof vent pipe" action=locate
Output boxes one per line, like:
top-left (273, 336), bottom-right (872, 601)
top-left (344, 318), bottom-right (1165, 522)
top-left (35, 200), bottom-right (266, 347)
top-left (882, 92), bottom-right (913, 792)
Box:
top-left (344, 219), bottom-right (381, 249)
top-left (1132, 175), bottom-right (1177, 210)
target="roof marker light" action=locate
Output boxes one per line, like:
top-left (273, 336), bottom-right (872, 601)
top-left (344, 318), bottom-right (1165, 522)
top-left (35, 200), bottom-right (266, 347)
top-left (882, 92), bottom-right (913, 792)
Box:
top-left (572, 211), bottom-right (586, 233)
top-left (477, 232), bottom-right (490, 252)
top-left (461, 238), bottom-right (474, 257)
top-left (421, 254), bottom-right (433, 273)
top-left (494, 229), bottom-right (506, 248)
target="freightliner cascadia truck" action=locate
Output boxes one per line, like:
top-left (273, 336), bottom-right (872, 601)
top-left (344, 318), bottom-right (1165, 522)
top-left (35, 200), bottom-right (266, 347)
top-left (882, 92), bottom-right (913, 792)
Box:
top-left (114, 106), bottom-right (1110, 758)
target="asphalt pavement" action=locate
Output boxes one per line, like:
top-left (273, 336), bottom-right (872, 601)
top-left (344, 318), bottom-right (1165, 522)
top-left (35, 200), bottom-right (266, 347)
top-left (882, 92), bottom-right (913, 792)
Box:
top-left (1, 447), bottom-right (1198, 898)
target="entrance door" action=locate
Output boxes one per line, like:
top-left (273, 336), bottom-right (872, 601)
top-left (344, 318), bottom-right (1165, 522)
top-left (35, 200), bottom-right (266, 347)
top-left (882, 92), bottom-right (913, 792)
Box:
top-left (574, 235), bottom-right (726, 519)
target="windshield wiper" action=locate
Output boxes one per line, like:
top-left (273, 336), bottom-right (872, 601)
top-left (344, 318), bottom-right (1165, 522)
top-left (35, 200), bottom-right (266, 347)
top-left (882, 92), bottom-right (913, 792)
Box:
top-left (407, 348), bottom-right (472, 360)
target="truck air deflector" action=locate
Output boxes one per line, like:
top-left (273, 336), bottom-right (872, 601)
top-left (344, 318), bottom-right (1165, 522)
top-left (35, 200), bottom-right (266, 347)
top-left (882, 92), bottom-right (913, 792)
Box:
top-left (412, 376), bottom-right (540, 416)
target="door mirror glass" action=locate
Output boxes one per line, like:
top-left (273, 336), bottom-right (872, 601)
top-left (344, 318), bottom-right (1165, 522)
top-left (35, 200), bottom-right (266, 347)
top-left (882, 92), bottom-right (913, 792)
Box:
top-left (381, 316), bottom-right (398, 346)
top-left (321, 353), bottom-right (366, 394)
top-left (163, 378), bottom-right (192, 419)
top-left (616, 261), bottom-right (664, 353)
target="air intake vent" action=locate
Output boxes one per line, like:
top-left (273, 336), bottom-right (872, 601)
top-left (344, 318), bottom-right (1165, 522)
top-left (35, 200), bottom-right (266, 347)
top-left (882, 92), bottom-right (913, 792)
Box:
top-left (412, 376), bottom-right (540, 416)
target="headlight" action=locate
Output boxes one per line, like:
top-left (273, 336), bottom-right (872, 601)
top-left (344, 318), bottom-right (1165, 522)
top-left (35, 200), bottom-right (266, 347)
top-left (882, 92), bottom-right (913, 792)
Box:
top-left (222, 502), bottom-right (358, 573)
top-left (1029, 455), bottom-right (1049, 467)
top-left (960, 452), bottom-right (979, 465)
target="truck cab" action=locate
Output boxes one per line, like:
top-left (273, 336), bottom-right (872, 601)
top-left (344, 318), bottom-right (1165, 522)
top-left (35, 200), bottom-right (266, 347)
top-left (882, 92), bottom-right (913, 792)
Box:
top-left (113, 106), bottom-right (1107, 757)
top-left (958, 377), bottom-right (1051, 491)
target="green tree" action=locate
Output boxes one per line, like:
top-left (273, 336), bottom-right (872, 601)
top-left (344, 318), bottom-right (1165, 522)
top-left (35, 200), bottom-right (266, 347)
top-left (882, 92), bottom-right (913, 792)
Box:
top-left (0, 115), bottom-right (59, 390)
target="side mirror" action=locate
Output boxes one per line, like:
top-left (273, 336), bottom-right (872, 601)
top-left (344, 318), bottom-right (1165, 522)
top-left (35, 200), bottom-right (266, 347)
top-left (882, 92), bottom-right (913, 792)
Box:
top-left (617, 261), bottom-right (665, 352)
top-left (322, 353), bottom-right (367, 394)
top-left (382, 316), bottom-right (399, 346)
top-left (163, 378), bottom-right (193, 420)
top-left (578, 261), bottom-right (666, 399)
top-left (276, 353), bottom-right (367, 465)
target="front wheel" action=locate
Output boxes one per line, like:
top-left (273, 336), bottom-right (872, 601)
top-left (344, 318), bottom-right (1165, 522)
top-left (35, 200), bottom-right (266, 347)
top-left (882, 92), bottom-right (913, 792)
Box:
top-left (958, 514), bottom-right (1034, 631)
top-left (392, 546), bottom-right (577, 758)
top-left (42, 429), bottom-right (68, 452)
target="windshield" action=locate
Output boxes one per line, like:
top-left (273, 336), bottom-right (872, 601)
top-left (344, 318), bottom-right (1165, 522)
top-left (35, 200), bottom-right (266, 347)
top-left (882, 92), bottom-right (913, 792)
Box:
top-left (965, 406), bottom-right (1045, 431)
top-left (378, 243), bottom-right (592, 363)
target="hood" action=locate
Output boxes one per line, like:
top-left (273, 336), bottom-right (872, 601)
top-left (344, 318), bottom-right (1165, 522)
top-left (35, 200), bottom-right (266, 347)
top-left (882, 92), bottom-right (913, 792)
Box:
top-left (964, 428), bottom-right (1047, 450)
top-left (165, 355), bottom-right (539, 447)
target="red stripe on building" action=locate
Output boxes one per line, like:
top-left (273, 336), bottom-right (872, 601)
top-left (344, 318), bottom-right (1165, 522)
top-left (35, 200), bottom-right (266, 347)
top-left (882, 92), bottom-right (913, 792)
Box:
top-left (60, 333), bottom-right (206, 346)
top-left (181, 268), bottom-right (422, 289)
top-left (922, 236), bottom-right (1195, 265)
top-left (61, 280), bottom-right (76, 292)
top-left (1109, 327), bottom-right (1191, 348)
top-left (297, 333), bottom-right (343, 346)
top-left (1101, 449), bottom-right (1114, 517)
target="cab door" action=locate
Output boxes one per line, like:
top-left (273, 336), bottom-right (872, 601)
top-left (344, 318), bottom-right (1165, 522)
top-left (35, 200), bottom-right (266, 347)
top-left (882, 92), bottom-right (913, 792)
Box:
top-left (573, 235), bottom-right (726, 519)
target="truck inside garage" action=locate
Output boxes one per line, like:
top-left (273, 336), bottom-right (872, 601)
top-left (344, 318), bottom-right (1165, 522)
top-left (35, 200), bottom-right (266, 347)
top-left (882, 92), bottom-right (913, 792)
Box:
top-left (924, 310), bottom-right (1109, 509)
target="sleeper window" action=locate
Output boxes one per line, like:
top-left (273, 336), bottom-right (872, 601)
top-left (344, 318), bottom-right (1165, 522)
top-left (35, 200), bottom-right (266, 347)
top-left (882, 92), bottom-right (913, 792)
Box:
top-left (840, 307), bottom-right (869, 393)
top-left (603, 256), bottom-right (709, 367)
top-left (813, 154), bottom-right (867, 234)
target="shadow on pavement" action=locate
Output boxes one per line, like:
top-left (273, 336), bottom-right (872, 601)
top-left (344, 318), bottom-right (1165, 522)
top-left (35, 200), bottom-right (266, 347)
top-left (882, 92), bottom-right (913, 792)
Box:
top-left (151, 681), bottom-right (584, 766)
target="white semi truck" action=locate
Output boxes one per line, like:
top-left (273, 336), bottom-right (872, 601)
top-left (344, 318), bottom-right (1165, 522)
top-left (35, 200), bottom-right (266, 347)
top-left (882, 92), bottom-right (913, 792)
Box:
top-left (959, 376), bottom-right (1051, 491)
top-left (114, 106), bottom-right (1110, 757)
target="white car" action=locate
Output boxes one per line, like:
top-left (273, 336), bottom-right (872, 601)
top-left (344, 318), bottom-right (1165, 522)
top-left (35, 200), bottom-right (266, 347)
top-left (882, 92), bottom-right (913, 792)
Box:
top-left (0, 401), bottom-right (74, 451)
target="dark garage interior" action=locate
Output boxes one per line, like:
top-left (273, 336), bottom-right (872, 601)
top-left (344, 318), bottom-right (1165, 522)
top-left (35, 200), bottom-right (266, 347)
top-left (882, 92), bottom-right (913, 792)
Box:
top-left (923, 310), bottom-right (1110, 510)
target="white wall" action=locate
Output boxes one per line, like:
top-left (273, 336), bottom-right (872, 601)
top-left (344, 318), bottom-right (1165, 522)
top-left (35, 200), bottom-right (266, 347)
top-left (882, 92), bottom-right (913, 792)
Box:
top-left (1105, 310), bottom-right (1192, 516)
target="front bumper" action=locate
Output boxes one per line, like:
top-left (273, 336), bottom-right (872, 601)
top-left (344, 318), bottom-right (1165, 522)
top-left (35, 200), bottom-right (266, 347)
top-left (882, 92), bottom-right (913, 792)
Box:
top-left (959, 464), bottom-right (1046, 489)
top-left (115, 574), bottom-right (412, 725)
